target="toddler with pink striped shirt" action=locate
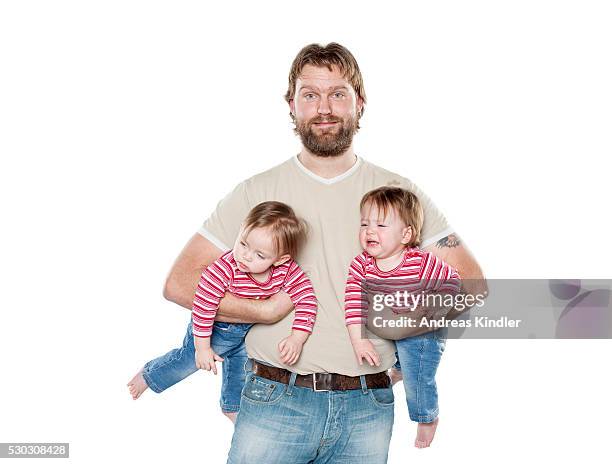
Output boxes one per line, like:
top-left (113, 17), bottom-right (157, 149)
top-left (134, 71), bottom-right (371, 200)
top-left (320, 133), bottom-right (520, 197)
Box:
top-left (344, 187), bottom-right (461, 448)
top-left (128, 201), bottom-right (317, 423)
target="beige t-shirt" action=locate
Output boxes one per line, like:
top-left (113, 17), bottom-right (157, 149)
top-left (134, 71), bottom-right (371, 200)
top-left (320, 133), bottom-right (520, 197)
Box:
top-left (199, 156), bottom-right (453, 376)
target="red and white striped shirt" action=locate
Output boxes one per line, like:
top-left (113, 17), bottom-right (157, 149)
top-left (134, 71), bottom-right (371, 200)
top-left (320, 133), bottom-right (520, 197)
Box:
top-left (344, 248), bottom-right (461, 325)
top-left (192, 251), bottom-right (318, 338)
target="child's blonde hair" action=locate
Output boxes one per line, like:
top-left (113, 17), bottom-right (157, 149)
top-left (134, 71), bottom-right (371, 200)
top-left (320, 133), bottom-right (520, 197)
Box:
top-left (360, 186), bottom-right (423, 247)
top-left (242, 201), bottom-right (308, 258)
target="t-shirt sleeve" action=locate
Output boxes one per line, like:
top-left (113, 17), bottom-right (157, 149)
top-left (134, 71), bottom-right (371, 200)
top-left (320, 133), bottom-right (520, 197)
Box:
top-left (399, 178), bottom-right (454, 248)
top-left (198, 181), bottom-right (252, 251)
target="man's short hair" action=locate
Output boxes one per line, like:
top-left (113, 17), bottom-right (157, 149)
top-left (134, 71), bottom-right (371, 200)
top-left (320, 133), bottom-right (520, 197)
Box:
top-left (284, 42), bottom-right (367, 115)
top-left (360, 187), bottom-right (424, 247)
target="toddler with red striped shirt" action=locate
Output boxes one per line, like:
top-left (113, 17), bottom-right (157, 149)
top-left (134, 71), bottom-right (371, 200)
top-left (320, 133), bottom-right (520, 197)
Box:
top-left (128, 202), bottom-right (317, 423)
top-left (344, 187), bottom-right (461, 448)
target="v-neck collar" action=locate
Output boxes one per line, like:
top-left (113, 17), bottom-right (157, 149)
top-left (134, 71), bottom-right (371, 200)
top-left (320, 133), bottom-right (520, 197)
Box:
top-left (293, 155), bottom-right (362, 185)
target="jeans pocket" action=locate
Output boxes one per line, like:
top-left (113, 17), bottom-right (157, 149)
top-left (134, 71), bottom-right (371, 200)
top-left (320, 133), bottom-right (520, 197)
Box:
top-left (242, 375), bottom-right (286, 404)
top-left (369, 387), bottom-right (395, 408)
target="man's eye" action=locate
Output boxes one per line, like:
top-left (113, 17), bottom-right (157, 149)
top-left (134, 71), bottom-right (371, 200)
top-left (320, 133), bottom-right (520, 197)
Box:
top-left (333, 92), bottom-right (345, 98)
top-left (304, 93), bottom-right (316, 100)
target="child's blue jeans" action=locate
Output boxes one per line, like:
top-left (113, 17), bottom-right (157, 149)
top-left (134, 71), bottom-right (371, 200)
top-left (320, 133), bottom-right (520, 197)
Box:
top-left (393, 328), bottom-right (447, 423)
top-left (142, 321), bottom-right (251, 413)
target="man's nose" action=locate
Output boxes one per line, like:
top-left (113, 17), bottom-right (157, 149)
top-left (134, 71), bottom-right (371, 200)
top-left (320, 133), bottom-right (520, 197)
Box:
top-left (317, 97), bottom-right (331, 115)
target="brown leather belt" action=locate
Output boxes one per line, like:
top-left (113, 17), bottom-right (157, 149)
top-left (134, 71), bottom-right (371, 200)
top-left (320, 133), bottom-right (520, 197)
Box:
top-left (252, 360), bottom-right (390, 391)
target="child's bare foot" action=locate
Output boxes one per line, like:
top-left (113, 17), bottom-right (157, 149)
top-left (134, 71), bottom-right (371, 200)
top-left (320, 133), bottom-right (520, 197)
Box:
top-left (127, 368), bottom-right (149, 400)
top-left (415, 418), bottom-right (439, 448)
top-left (388, 367), bottom-right (403, 386)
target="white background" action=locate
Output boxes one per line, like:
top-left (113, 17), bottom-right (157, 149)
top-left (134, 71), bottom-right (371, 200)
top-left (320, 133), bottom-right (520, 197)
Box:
top-left (1, 1), bottom-right (611, 463)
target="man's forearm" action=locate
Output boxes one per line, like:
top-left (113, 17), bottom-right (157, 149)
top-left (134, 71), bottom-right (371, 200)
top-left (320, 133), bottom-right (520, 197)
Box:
top-left (166, 272), bottom-right (295, 324)
top-left (163, 270), bottom-right (200, 311)
top-left (216, 291), bottom-right (294, 324)
top-left (215, 294), bottom-right (276, 324)
top-left (426, 233), bottom-right (488, 307)
top-left (163, 233), bottom-right (224, 310)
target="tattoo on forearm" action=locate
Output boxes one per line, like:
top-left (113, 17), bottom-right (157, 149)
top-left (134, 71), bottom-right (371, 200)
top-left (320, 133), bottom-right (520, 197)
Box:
top-left (435, 234), bottom-right (461, 249)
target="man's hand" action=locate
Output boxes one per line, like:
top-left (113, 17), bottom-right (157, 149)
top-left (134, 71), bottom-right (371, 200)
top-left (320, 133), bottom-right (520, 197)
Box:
top-left (194, 337), bottom-right (224, 374)
top-left (350, 338), bottom-right (381, 367)
top-left (278, 330), bottom-right (309, 366)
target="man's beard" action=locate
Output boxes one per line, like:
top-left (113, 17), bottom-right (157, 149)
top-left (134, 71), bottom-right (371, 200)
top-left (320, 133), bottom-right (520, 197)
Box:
top-left (295, 115), bottom-right (358, 158)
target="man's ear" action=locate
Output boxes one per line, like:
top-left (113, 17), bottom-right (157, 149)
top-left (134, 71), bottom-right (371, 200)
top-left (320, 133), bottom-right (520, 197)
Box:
top-left (401, 226), bottom-right (413, 245)
top-left (356, 96), bottom-right (364, 117)
top-left (289, 99), bottom-right (295, 116)
top-left (274, 254), bottom-right (291, 267)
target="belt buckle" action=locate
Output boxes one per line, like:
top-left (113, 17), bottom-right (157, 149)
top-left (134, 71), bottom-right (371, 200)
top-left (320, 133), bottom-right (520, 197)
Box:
top-left (312, 373), bottom-right (332, 392)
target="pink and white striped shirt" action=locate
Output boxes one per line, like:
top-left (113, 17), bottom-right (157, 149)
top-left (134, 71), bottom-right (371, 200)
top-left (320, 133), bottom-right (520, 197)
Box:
top-left (344, 248), bottom-right (461, 325)
top-left (192, 251), bottom-right (318, 338)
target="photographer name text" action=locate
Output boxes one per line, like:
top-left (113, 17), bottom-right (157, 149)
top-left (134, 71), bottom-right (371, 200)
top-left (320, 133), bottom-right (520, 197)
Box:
top-left (372, 316), bottom-right (522, 329)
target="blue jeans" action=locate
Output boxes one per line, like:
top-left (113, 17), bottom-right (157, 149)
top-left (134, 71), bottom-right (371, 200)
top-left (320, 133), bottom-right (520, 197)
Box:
top-left (227, 368), bottom-right (394, 463)
top-left (142, 321), bottom-right (251, 413)
top-left (393, 328), bottom-right (447, 423)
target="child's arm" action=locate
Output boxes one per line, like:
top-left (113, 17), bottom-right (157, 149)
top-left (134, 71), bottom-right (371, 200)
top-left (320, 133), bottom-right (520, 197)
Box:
top-left (344, 254), bottom-right (371, 326)
top-left (191, 255), bottom-right (232, 338)
top-left (344, 254), bottom-right (381, 367)
top-left (277, 262), bottom-right (318, 365)
top-left (417, 251), bottom-right (462, 320)
top-left (420, 251), bottom-right (462, 294)
top-left (191, 254), bottom-right (232, 373)
top-left (283, 262), bottom-right (318, 332)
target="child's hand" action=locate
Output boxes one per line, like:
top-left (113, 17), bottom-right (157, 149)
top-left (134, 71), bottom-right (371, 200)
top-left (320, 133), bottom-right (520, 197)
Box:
top-left (351, 338), bottom-right (381, 367)
top-left (195, 346), bottom-right (224, 374)
top-left (278, 331), bottom-right (309, 366)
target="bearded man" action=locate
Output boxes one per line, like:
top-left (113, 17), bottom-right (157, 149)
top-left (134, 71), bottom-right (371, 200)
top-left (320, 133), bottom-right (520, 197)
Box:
top-left (161, 43), bottom-right (486, 463)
